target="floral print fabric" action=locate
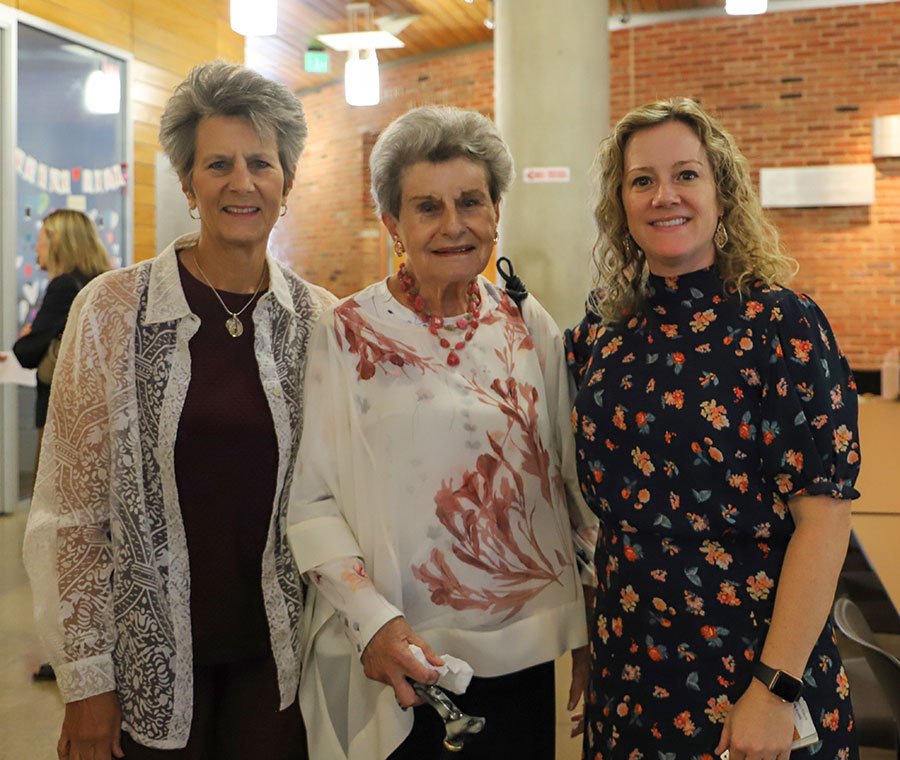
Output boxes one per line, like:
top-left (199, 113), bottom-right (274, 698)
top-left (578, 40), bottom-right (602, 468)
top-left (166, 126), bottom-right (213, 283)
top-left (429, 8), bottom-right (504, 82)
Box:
top-left (565, 267), bottom-right (860, 759)
top-left (287, 278), bottom-right (596, 760)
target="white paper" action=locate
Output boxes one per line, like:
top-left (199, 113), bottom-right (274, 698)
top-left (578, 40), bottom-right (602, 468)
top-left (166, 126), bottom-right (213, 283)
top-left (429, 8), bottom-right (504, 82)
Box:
top-left (408, 644), bottom-right (474, 694)
top-left (0, 351), bottom-right (36, 387)
top-left (791, 696), bottom-right (819, 749)
top-left (718, 697), bottom-right (819, 759)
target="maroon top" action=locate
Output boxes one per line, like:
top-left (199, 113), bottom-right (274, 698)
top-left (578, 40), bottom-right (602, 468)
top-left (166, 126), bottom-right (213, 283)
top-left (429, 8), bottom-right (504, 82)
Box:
top-left (175, 254), bottom-right (278, 664)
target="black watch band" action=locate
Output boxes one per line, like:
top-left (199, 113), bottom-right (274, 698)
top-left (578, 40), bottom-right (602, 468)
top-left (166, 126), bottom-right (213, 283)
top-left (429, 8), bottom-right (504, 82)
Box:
top-left (753, 661), bottom-right (803, 702)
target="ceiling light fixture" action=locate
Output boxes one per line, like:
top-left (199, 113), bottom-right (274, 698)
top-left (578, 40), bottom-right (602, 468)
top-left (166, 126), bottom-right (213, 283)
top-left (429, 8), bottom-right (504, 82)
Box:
top-left (345, 48), bottom-right (380, 106)
top-left (84, 64), bottom-right (121, 115)
top-left (725, 0), bottom-right (767, 15)
top-left (318, 3), bottom-right (409, 107)
top-left (484, 0), bottom-right (495, 30)
top-left (230, 0), bottom-right (278, 36)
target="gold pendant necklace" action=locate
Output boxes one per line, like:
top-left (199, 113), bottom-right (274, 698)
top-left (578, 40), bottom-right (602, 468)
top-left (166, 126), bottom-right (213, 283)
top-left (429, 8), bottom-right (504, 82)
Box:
top-left (191, 251), bottom-right (267, 337)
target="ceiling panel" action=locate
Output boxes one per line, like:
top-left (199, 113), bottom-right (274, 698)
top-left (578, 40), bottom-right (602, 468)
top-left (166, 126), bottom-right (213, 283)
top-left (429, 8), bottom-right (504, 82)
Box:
top-left (246, 0), bottom-right (727, 92)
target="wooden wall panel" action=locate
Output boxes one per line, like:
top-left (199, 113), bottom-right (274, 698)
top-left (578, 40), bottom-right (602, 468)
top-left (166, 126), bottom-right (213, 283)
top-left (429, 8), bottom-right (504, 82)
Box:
top-left (3, 0), bottom-right (244, 262)
top-left (18, 0), bottom-right (133, 49)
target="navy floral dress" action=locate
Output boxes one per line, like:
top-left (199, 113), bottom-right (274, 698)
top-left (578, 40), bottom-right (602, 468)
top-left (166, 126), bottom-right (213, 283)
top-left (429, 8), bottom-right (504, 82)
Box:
top-left (565, 267), bottom-right (860, 760)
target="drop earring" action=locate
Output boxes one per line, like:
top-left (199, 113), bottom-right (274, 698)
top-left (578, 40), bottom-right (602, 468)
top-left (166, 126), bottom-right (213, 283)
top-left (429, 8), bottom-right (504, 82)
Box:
top-left (714, 218), bottom-right (728, 248)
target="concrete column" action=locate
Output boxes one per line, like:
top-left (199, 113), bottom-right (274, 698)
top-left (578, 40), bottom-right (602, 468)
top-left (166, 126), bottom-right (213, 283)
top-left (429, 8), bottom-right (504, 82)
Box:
top-left (495, 0), bottom-right (609, 330)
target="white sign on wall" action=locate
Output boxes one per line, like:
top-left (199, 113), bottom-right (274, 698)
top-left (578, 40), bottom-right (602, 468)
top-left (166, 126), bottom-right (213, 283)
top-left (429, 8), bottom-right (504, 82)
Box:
top-left (873, 115), bottom-right (900, 158)
top-left (759, 164), bottom-right (875, 208)
top-left (522, 166), bottom-right (571, 184)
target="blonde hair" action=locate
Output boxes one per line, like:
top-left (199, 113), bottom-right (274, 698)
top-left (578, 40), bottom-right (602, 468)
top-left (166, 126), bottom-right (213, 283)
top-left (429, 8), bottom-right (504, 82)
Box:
top-left (42, 210), bottom-right (111, 278)
top-left (591, 97), bottom-right (797, 323)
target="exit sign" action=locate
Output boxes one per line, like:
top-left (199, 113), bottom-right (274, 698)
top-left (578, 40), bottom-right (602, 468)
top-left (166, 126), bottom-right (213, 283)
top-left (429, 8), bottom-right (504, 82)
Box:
top-left (304, 50), bottom-right (329, 73)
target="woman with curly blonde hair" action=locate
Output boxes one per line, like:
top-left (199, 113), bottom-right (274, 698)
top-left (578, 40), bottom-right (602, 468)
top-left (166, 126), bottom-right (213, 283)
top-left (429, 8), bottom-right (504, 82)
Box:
top-left (566, 98), bottom-right (860, 759)
top-left (591, 96), bottom-right (796, 323)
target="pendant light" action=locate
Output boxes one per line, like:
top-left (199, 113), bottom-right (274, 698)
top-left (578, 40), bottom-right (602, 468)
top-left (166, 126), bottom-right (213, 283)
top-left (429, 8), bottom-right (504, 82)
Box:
top-left (725, 0), bottom-right (767, 15)
top-left (317, 3), bottom-right (410, 107)
top-left (345, 49), bottom-right (380, 107)
top-left (230, 0), bottom-right (277, 36)
top-left (84, 64), bottom-right (121, 115)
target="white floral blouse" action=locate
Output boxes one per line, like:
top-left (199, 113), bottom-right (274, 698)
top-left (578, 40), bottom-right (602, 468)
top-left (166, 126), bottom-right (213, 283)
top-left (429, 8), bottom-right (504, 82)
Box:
top-left (287, 277), bottom-right (598, 760)
top-left (22, 233), bottom-right (334, 749)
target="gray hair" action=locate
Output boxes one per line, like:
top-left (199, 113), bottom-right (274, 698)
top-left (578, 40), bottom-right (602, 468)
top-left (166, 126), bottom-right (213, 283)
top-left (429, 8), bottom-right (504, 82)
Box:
top-left (370, 106), bottom-right (515, 218)
top-left (159, 60), bottom-right (307, 193)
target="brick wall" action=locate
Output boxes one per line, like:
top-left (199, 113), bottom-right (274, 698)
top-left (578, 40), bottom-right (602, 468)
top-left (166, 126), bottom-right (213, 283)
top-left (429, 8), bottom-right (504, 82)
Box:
top-left (610, 4), bottom-right (900, 373)
top-left (269, 44), bottom-right (494, 296)
top-left (279, 6), bottom-right (900, 371)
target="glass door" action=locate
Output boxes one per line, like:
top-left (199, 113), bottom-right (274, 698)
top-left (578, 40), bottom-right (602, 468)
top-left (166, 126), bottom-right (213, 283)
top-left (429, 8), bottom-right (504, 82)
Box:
top-left (0, 6), bottom-right (17, 513)
top-left (0, 15), bottom-right (130, 512)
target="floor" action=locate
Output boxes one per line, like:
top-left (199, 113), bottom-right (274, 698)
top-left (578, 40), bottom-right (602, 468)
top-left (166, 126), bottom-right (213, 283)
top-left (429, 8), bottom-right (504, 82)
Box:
top-left (0, 511), bottom-right (64, 760)
top-left (0, 510), bottom-right (583, 760)
top-left (0, 509), bottom-right (893, 760)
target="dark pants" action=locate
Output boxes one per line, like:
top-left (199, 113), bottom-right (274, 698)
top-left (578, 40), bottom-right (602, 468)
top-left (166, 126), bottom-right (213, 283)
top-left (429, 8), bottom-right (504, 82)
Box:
top-left (388, 661), bottom-right (556, 760)
top-left (120, 653), bottom-right (306, 760)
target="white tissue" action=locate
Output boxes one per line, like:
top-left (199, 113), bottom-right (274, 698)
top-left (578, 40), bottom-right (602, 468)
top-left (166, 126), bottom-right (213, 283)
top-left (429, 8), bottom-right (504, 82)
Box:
top-left (407, 644), bottom-right (474, 694)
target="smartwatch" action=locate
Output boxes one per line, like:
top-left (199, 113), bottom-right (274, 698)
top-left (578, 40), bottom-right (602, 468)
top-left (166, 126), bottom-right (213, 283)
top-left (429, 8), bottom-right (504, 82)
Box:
top-left (753, 660), bottom-right (804, 702)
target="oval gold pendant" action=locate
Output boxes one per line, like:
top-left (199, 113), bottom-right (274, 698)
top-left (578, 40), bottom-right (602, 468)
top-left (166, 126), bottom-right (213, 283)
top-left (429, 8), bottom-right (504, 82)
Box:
top-left (225, 315), bottom-right (244, 337)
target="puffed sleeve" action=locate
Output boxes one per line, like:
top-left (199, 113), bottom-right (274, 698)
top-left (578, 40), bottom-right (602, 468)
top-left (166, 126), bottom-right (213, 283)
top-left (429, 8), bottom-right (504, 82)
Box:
top-left (759, 290), bottom-right (861, 503)
top-left (22, 283), bottom-right (118, 702)
top-left (521, 296), bottom-right (598, 585)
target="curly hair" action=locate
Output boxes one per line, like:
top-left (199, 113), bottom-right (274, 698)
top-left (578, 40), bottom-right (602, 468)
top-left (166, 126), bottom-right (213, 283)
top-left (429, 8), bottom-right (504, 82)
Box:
top-left (159, 60), bottom-right (307, 194)
top-left (590, 97), bottom-right (796, 323)
top-left (370, 105), bottom-right (514, 219)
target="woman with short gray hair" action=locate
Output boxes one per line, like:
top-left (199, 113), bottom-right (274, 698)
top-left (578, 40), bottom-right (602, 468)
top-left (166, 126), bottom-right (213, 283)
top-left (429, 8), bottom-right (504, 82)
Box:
top-left (24, 60), bottom-right (333, 759)
top-left (287, 105), bottom-right (597, 760)
top-left (368, 105), bottom-right (515, 220)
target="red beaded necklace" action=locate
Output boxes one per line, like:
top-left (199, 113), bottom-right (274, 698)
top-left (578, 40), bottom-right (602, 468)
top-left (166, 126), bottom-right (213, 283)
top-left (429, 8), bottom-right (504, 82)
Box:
top-left (396, 262), bottom-right (482, 366)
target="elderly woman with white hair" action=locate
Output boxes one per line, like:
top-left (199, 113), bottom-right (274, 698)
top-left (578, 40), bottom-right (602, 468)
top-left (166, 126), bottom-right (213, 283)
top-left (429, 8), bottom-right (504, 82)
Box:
top-left (23, 61), bottom-right (333, 760)
top-left (287, 105), bottom-right (598, 760)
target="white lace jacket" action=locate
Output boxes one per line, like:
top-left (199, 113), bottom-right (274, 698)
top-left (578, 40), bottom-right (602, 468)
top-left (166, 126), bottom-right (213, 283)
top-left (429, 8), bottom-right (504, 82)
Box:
top-left (23, 233), bottom-right (335, 750)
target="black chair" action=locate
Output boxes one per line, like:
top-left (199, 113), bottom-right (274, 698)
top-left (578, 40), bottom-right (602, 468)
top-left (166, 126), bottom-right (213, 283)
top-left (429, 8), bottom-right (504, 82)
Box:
top-left (833, 596), bottom-right (900, 756)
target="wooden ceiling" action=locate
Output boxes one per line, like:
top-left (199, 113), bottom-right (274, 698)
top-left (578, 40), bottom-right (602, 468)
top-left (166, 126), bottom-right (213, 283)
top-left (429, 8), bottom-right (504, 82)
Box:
top-left (246, 0), bottom-right (724, 92)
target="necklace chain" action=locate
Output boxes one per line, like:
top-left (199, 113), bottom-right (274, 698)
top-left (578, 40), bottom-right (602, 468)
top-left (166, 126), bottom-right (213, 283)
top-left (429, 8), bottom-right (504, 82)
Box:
top-left (191, 251), bottom-right (267, 338)
top-left (396, 263), bottom-right (481, 366)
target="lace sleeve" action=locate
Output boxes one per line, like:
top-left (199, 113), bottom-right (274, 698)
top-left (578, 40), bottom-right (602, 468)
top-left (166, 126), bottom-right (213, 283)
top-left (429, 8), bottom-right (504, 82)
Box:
top-left (23, 283), bottom-right (118, 703)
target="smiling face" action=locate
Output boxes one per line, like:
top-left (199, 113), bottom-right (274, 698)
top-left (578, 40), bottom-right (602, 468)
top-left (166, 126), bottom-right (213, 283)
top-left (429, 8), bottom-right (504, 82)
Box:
top-left (384, 157), bottom-right (499, 296)
top-left (622, 119), bottom-right (723, 276)
top-left (184, 115), bottom-right (288, 256)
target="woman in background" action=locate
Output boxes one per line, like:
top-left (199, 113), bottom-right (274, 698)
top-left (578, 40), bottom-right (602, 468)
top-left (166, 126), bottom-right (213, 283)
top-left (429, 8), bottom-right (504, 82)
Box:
top-left (567, 97), bottom-right (859, 759)
top-left (13, 209), bottom-right (110, 470)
